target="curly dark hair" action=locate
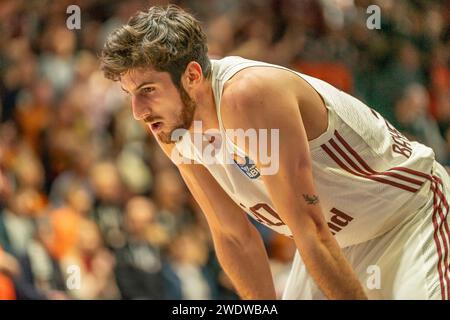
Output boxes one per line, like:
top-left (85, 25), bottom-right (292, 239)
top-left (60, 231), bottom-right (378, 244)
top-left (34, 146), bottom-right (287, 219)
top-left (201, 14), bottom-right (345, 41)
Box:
top-left (100, 5), bottom-right (211, 87)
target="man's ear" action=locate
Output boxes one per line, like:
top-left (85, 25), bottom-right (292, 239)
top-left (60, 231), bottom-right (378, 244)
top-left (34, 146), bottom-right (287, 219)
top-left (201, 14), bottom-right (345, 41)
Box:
top-left (182, 61), bottom-right (203, 89)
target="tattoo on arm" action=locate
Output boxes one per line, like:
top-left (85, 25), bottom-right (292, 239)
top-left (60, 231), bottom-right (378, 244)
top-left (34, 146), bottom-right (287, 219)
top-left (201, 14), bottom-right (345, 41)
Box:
top-left (303, 194), bottom-right (319, 205)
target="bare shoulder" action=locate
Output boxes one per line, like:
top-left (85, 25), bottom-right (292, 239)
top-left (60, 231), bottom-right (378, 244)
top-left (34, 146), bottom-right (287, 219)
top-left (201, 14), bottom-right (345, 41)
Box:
top-left (220, 67), bottom-right (298, 128)
top-left (219, 65), bottom-right (328, 142)
top-left (222, 67), bottom-right (292, 104)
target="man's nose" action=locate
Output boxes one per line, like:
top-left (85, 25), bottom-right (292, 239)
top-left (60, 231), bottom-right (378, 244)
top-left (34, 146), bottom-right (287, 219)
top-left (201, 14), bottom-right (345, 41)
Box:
top-left (131, 96), bottom-right (151, 121)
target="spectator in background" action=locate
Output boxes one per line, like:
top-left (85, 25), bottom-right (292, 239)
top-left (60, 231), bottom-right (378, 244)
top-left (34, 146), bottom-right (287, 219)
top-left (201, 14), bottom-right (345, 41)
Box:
top-left (164, 229), bottom-right (218, 300)
top-left (0, 188), bottom-right (36, 257)
top-left (0, 169), bottom-right (14, 252)
top-left (429, 45), bottom-right (450, 154)
top-left (39, 25), bottom-right (77, 97)
top-left (153, 168), bottom-right (196, 240)
top-left (47, 181), bottom-right (94, 261)
top-left (114, 196), bottom-right (168, 299)
top-left (61, 219), bottom-right (119, 299)
top-left (11, 147), bottom-right (48, 217)
top-left (14, 78), bottom-right (53, 156)
top-left (395, 83), bottom-right (449, 163)
top-left (90, 161), bottom-right (127, 250)
top-left (14, 216), bottom-right (68, 300)
top-left (373, 41), bottom-right (427, 126)
top-left (48, 144), bottom-right (94, 207)
top-left (0, 246), bottom-right (19, 300)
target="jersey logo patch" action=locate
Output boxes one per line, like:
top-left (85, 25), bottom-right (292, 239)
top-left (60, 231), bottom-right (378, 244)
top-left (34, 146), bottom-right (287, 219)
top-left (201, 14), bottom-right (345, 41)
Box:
top-left (232, 153), bottom-right (260, 179)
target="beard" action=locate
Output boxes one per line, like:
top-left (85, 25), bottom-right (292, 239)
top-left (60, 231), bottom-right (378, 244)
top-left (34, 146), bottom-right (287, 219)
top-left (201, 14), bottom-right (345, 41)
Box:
top-left (158, 85), bottom-right (197, 144)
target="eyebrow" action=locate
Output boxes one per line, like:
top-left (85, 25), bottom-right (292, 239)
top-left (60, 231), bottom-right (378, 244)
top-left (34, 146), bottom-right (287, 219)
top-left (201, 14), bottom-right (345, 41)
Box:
top-left (121, 81), bottom-right (155, 94)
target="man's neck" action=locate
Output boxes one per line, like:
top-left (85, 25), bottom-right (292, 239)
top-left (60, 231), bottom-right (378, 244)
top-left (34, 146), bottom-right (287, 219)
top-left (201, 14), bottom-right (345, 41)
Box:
top-left (189, 80), bottom-right (219, 134)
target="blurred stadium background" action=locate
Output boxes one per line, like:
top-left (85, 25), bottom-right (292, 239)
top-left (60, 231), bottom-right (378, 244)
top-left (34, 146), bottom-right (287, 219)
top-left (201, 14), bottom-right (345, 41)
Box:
top-left (0, 0), bottom-right (449, 300)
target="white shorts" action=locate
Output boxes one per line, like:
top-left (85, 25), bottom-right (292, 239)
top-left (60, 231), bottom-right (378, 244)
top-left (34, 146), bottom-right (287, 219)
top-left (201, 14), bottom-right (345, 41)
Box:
top-left (282, 161), bottom-right (450, 300)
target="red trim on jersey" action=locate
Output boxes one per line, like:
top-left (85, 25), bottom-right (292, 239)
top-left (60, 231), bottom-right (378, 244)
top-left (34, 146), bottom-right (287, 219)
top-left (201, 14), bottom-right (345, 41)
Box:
top-left (334, 131), bottom-right (377, 173)
top-left (329, 139), bottom-right (424, 186)
top-left (321, 130), bottom-right (432, 193)
top-left (370, 109), bottom-right (380, 119)
top-left (431, 180), bottom-right (446, 299)
top-left (431, 177), bottom-right (450, 299)
top-left (334, 131), bottom-right (428, 184)
top-left (321, 144), bottom-right (419, 192)
top-left (389, 166), bottom-right (434, 181)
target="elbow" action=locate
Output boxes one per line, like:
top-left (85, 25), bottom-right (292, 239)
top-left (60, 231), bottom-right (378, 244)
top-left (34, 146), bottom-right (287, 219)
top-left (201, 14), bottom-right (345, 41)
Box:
top-left (212, 221), bottom-right (260, 250)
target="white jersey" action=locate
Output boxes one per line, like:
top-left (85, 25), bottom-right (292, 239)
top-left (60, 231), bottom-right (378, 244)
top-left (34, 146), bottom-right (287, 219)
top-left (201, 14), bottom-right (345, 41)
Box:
top-left (174, 56), bottom-right (436, 248)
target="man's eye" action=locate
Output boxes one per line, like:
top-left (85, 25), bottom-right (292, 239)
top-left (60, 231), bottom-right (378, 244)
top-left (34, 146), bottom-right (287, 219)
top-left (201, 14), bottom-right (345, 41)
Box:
top-left (141, 87), bottom-right (154, 94)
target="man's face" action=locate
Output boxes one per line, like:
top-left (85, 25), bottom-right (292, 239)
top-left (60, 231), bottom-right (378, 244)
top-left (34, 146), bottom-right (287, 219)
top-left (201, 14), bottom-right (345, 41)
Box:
top-left (120, 68), bottom-right (196, 144)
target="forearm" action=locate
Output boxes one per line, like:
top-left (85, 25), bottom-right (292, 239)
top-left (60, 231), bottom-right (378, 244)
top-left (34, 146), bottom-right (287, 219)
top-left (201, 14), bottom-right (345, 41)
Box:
top-left (295, 226), bottom-right (367, 300)
top-left (212, 225), bottom-right (276, 299)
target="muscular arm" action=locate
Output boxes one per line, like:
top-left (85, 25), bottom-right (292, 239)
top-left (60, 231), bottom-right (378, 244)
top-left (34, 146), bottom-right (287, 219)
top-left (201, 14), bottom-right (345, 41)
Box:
top-left (177, 162), bottom-right (275, 299)
top-left (221, 72), bottom-right (367, 300)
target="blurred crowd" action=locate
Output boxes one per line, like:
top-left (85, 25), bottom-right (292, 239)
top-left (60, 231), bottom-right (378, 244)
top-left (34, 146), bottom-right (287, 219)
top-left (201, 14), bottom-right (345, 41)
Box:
top-left (0, 0), bottom-right (449, 299)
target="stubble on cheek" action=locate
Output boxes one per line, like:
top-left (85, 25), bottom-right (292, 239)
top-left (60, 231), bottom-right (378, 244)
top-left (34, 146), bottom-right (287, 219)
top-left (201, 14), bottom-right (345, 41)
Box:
top-left (157, 86), bottom-right (197, 145)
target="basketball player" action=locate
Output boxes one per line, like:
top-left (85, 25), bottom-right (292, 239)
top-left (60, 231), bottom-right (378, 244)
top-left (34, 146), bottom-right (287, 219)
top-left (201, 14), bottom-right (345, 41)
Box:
top-left (100, 5), bottom-right (450, 299)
